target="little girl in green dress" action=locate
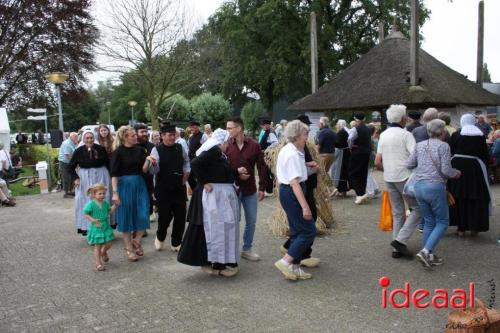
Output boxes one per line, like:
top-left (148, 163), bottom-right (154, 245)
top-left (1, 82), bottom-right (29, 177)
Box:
top-left (83, 183), bottom-right (117, 271)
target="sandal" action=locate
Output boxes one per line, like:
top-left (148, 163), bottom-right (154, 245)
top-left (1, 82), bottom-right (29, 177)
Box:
top-left (125, 248), bottom-right (138, 262)
top-left (101, 249), bottom-right (109, 263)
top-left (132, 240), bottom-right (144, 256)
top-left (95, 264), bottom-right (106, 271)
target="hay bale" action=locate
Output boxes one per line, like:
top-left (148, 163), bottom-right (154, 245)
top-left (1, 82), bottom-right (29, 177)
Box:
top-left (265, 138), bottom-right (335, 237)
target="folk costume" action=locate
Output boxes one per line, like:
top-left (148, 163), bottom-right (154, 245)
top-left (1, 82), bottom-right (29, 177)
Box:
top-left (150, 124), bottom-right (190, 248)
top-left (348, 113), bottom-right (372, 199)
top-left (187, 121), bottom-right (208, 191)
top-left (448, 114), bottom-right (492, 233)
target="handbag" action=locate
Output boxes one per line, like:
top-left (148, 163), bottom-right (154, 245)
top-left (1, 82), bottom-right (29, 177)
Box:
top-left (445, 299), bottom-right (500, 333)
top-left (378, 191), bottom-right (393, 231)
top-left (402, 172), bottom-right (416, 198)
top-left (426, 140), bottom-right (456, 206)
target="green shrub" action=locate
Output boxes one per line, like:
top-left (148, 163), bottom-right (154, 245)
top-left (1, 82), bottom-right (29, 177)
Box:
top-left (16, 144), bottom-right (59, 188)
top-left (241, 100), bottom-right (265, 137)
top-left (190, 93), bottom-right (231, 129)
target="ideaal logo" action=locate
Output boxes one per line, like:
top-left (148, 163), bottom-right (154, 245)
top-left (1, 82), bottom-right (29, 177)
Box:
top-left (379, 276), bottom-right (475, 309)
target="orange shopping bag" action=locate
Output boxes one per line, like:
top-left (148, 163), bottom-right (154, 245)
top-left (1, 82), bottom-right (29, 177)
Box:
top-left (378, 191), bottom-right (393, 231)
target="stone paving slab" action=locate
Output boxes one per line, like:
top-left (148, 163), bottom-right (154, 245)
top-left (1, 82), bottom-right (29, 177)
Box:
top-left (1, 171), bottom-right (499, 332)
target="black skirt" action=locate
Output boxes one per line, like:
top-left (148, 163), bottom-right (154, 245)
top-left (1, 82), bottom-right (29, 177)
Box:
top-left (448, 157), bottom-right (490, 232)
top-left (337, 149), bottom-right (351, 193)
top-left (348, 152), bottom-right (370, 196)
top-left (177, 186), bottom-right (209, 266)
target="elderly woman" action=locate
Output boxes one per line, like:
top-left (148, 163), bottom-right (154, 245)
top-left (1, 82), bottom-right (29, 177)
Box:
top-left (178, 129), bottom-right (241, 277)
top-left (95, 125), bottom-right (114, 159)
top-left (448, 114), bottom-right (491, 236)
top-left (111, 126), bottom-right (155, 262)
top-left (406, 119), bottom-right (461, 269)
top-left (332, 119), bottom-right (350, 197)
top-left (69, 130), bottom-right (110, 236)
top-left (274, 120), bottom-right (316, 281)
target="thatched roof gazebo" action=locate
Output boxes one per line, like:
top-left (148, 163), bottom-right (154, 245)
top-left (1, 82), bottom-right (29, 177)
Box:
top-left (289, 30), bottom-right (500, 113)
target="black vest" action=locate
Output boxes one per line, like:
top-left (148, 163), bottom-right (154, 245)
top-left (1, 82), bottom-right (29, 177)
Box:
top-left (352, 123), bottom-right (371, 155)
top-left (260, 129), bottom-right (271, 150)
top-left (188, 132), bottom-right (204, 160)
top-left (156, 143), bottom-right (184, 196)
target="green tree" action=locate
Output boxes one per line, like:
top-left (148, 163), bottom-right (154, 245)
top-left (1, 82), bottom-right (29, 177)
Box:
top-left (190, 0), bottom-right (429, 115)
top-left (190, 93), bottom-right (231, 129)
top-left (240, 100), bottom-right (265, 136)
top-left (159, 94), bottom-right (191, 122)
top-left (483, 63), bottom-right (493, 83)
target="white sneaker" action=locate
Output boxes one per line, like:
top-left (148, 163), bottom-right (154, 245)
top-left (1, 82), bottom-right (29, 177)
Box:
top-left (274, 260), bottom-right (297, 280)
top-left (241, 250), bottom-right (261, 261)
top-left (293, 266), bottom-right (312, 280)
top-left (170, 245), bottom-right (181, 252)
top-left (264, 192), bottom-right (274, 197)
top-left (220, 266), bottom-right (239, 277)
top-left (150, 213), bottom-right (157, 223)
top-left (354, 194), bottom-right (368, 205)
top-left (154, 237), bottom-right (164, 251)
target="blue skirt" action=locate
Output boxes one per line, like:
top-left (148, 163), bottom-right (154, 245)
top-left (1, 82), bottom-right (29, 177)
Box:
top-left (116, 175), bottom-right (150, 232)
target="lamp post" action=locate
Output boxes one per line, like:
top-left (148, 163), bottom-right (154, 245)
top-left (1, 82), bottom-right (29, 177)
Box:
top-left (45, 72), bottom-right (69, 132)
top-left (106, 101), bottom-right (112, 125)
top-left (27, 108), bottom-right (51, 189)
top-left (128, 100), bottom-right (137, 125)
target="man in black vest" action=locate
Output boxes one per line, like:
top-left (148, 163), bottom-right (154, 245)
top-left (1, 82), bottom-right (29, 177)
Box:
top-left (347, 112), bottom-right (372, 204)
top-left (149, 123), bottom-right (190, 251)
top-left (187, 121), bottom-right (208, 191)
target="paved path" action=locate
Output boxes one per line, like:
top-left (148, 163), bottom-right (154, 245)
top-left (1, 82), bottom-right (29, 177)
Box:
top-left (1, 171), bottom-right (499, 332)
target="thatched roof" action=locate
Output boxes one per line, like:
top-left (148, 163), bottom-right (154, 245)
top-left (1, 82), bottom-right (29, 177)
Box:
top-left (289, 31), bottom-right (500, 112)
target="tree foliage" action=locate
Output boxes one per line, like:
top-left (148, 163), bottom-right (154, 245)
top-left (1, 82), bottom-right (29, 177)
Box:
top-left (189, 0), bottom-right (430, 115)
top-left (240, 100), bottom-right (265, 136)
top-left (159, 94), bottom-right (191, 122)
top-left (190, 93), bottom-right (231, 129)
top-left (0, 0), bottom-right (98, 108)
top-left (483, 63), bottom-right (493, 83)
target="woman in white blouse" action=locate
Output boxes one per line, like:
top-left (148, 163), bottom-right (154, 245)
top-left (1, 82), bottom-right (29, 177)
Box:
top-left (274, 120), bottom-right (317, 280)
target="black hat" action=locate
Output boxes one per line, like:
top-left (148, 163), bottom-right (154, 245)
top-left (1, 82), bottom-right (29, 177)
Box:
top-left (408, 110), bottom-right (421, 120)
top-left (353, 112), bottom-right (365, 121)
top-left (296, 114), bottom-right (312, 125)
top-left (259, 117), bottom-right (272, 125)
top-left (160, 122), bottom-right (176, 133)
top-left (189, 120), bottom-right (200, 127)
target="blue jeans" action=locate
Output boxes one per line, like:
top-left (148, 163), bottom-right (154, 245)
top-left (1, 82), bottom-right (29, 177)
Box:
top-left (414, 181), bottom-right (449, 252)
top-left (279, 184), bottom-right (316, 264)
top-left (239, 192), bottom-right (258, 251)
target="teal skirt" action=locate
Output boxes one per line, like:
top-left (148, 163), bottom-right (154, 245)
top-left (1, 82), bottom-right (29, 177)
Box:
top-left (116, 175), bottom-right (150, 232)
top-left (87, 222), bottom-right (115, 245)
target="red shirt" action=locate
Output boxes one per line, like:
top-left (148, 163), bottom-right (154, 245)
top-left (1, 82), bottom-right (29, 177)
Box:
top-left (225, 136), bottom-right (268, 196)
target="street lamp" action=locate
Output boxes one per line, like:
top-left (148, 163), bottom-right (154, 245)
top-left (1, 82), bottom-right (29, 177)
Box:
top-left (106, 101), bottom-right (112, 125)
top-left (128, 100), bottom-right (137, 125)
top-left (27, 108), bottom-right (51, 189)
top-left (45, 72), bottom-right (69, 132)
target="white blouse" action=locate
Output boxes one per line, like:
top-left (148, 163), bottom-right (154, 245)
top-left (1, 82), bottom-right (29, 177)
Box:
top-left (276, 143), bottom-right (307, 185)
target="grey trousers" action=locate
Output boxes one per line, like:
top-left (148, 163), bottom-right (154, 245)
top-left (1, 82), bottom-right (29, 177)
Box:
top-left (385, 181), bottom-right (421, 246)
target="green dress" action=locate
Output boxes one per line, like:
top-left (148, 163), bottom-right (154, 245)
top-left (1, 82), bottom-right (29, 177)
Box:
top-left (83, 200), bottom-right (115, 245)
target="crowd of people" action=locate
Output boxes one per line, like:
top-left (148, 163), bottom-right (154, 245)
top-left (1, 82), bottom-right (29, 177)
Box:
top-left (2, 105), bottom-right (498, 278)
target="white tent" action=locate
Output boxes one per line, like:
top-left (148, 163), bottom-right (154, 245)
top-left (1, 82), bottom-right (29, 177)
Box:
top-left (0, 108), bottom-right (11, 152)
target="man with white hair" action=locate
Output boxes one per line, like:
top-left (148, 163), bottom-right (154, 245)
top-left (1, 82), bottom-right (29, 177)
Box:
top-left (375, 104), bottom-right (420, 259)
top-left (204, 124), bottom-right (213, 138)
top-left (58, 132), bottom-right (78, 198)
top-left (316, 116), bottom-right (337, 175)
top-left (411, 108), bottom-right (450, 143)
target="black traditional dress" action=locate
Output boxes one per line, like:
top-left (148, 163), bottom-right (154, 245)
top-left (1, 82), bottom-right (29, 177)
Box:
top-left (335, 128), bottom-right (351, 193)
top-left (448, 131), bottom-right (490, 232)
top-left (348, 123), bottom-right (371, 196)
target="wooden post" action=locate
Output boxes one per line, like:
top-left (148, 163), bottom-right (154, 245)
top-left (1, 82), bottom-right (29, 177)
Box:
top-left (310, 12), bottom-right (318, 93)
top-left (378, 22), bottom-right (385, 43)
top-left (410, 0), bottom-right (419, 86)
top-left (476, 0), bottom-right (484, 85)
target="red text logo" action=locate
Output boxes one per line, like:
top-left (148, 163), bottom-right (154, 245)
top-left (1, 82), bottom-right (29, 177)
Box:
top-left (379, 276), bottom-right (475, 309)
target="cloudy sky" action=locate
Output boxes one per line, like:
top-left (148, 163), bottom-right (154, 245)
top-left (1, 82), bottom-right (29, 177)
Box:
top-left (88, 0), bottom-right (500, 86)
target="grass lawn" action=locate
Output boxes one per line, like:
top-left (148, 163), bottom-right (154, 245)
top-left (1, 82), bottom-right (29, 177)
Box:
top-left (9, 167), bottom-right (40, 196)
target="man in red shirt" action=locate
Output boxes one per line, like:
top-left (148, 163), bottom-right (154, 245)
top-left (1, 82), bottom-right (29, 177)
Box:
top-left (226, 117), bottom-right (268, 261)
